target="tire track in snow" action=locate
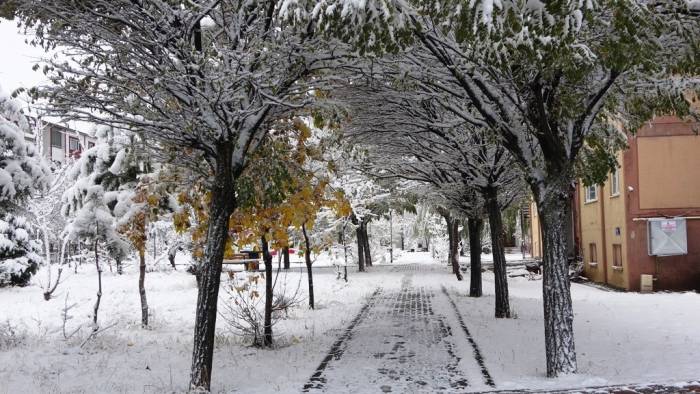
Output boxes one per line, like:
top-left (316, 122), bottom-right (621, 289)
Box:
top-left (442, 285), bottom-right (496, 388)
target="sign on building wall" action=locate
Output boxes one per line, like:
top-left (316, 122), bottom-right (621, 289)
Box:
top-left (647, 218), bottom-right (688, 256)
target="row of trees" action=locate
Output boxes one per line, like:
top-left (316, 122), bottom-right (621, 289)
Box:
top-left (322, 0), bottom-right (699, 377)
top-left (4, 0), bottom-right (697, 391)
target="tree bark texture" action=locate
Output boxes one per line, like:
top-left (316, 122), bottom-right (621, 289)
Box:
top-left (444, 215), bottom-right (463, 281)
top-left (361, 221), bottom-right (372, 267)
top-left (92, 236), bottom-right (102, 329)
top-left (302, 224), bottom-right (314, 310)
top-left (138, 248), bottom-right (148, 328)
top-left (262, 234), bottom-right (273, 347)
top-left (536, 185), bottom-right (577, 377)
top-left (356, 225), bottom-right (365, 272)
top-left (485, 186), bottom-right (511, 318)
top-left (189, 154), bottom-right (236, 392)
top-left (168, 252), bottom-right (176, 270)
top-left (283, 246), bottom-right (290, 270)
top-left (468, 218), bottom-right (484, 297)
top-left (445, 214), bottom-right (453, 265)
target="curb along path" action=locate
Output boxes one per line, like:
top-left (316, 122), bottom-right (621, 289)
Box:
top-left (481, 381), bottom-right (700, 394)
top-left (442, 285), bottom-right (496, 388)
top-left (303, 288), bottom-right (382, 392)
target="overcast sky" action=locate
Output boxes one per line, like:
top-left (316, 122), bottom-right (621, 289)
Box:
top-left (0, 20), bottom-right (49, 96)
top-left (0, 19), bottom-right (94, 132)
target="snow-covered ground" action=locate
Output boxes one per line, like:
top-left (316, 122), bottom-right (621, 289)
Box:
top-left (451, 270), bottom-right (700, 391)
top-left (1, 252), bottom-right (698, 393)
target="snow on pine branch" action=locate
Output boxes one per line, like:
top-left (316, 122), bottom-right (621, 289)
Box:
top-left (1, 85), bottom-right (51, 286)
top-left (0, 86), bottom-right (51, 204)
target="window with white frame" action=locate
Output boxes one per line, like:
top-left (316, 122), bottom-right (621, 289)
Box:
top-left (610, 168), bottom-right (620, 196)
top-left (584, 184), bottom-right (598, 203)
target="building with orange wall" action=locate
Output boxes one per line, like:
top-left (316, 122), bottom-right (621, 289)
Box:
top-left (530, 116), bottom-right (700, 292)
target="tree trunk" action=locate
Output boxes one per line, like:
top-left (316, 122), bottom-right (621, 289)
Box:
top-left (116, 257), bottom-right (123, 275)
top-left (485, 186), bottom-right (510, 318)
top-left (444, 214), bottom-right (462, 281)
top-left (138, 247), bottom-right (148, 328)
top-left (356, 225), bottom-right (365, 272)
top-left (450, 218), bottom-right (462, 280)
top-left (92, 236), bottom-right (102, 330)
top-left (168, 252), bottom-right (176, 270)
top-left (342, 222), bottom-right (348, 266)
top-left (302, 224), bottom-right (314, 310)
top-left (189, 156), bottom-right (236, 392)
top-left (468, 217), bottom-right (484, 297)
top-left (445, 214), bottom-right (453, 265)
top-left (283, 246), bottom-right (290, 270)
top-left (262, 234), bottom-right (273, 347)
top-left (362, 222), bottom-right (372, 267)
top-left (536, 184), bottom-right (577, 377)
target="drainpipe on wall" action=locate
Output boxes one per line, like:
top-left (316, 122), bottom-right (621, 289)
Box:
top-left (599, 183), bottom-right (609, 285)
top-left (529, 202), bottom-right (534, 259)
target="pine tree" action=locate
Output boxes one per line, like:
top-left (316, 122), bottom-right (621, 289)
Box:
top-left (62, 126), bottom-right (131, 258)
top-left (61, 126), bottom-right (132, 329)
top-left (0, 85), bottom-right (50, 286)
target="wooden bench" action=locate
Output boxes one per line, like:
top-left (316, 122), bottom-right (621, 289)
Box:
top-left (222, 253), bottom-right (260, 271)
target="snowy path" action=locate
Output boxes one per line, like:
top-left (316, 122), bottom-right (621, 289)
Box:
top-left (303, 265), bottom-right (494, 393)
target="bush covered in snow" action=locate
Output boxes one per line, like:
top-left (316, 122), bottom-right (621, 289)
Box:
top-left (0, 214), bottom-right (42, 286)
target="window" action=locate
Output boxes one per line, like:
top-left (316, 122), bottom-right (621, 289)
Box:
top-left (584, 184), bottom-right (598, 203)
top-left (613, 244), bottom-right (623, 267)
top-left (610, 169), bottom-right (620, 197)
top-left (87, 141), bottom-right (95, 149)
top-left (69, 137), bottom-right (80, 152)
top-left (589, 243), bottom-right (598, 264)
top-left (50, 129), bottom-right (63, 148)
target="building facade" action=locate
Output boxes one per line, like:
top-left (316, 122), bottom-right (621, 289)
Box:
top-left (530, 116), bottom-right (700, 292)
top-left (24, 117), bottom-right (95, 163)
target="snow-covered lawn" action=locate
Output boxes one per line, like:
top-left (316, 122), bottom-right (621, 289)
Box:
top-left (450, 273), bottom-right (700, 391)
top-left (0, 255), bottom-right (389, 393)
top-left (0, 252), bottom-right (698, 393)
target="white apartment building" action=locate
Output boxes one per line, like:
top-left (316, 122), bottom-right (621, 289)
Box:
top-left (24, 117), bottom-right (96, 163)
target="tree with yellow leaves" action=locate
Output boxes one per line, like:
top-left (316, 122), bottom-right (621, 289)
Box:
top-left (101, 133), bottom-right (179, 329)
top-left (118, 170), bottom-right (177, 328)
top-left (171, 115), bottom-right (350, 345)
top-left (229, 117), bottom-right (350, 345)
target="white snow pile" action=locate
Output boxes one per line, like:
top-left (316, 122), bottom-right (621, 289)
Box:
top-left (0, 214), bottom-right (42, 286)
